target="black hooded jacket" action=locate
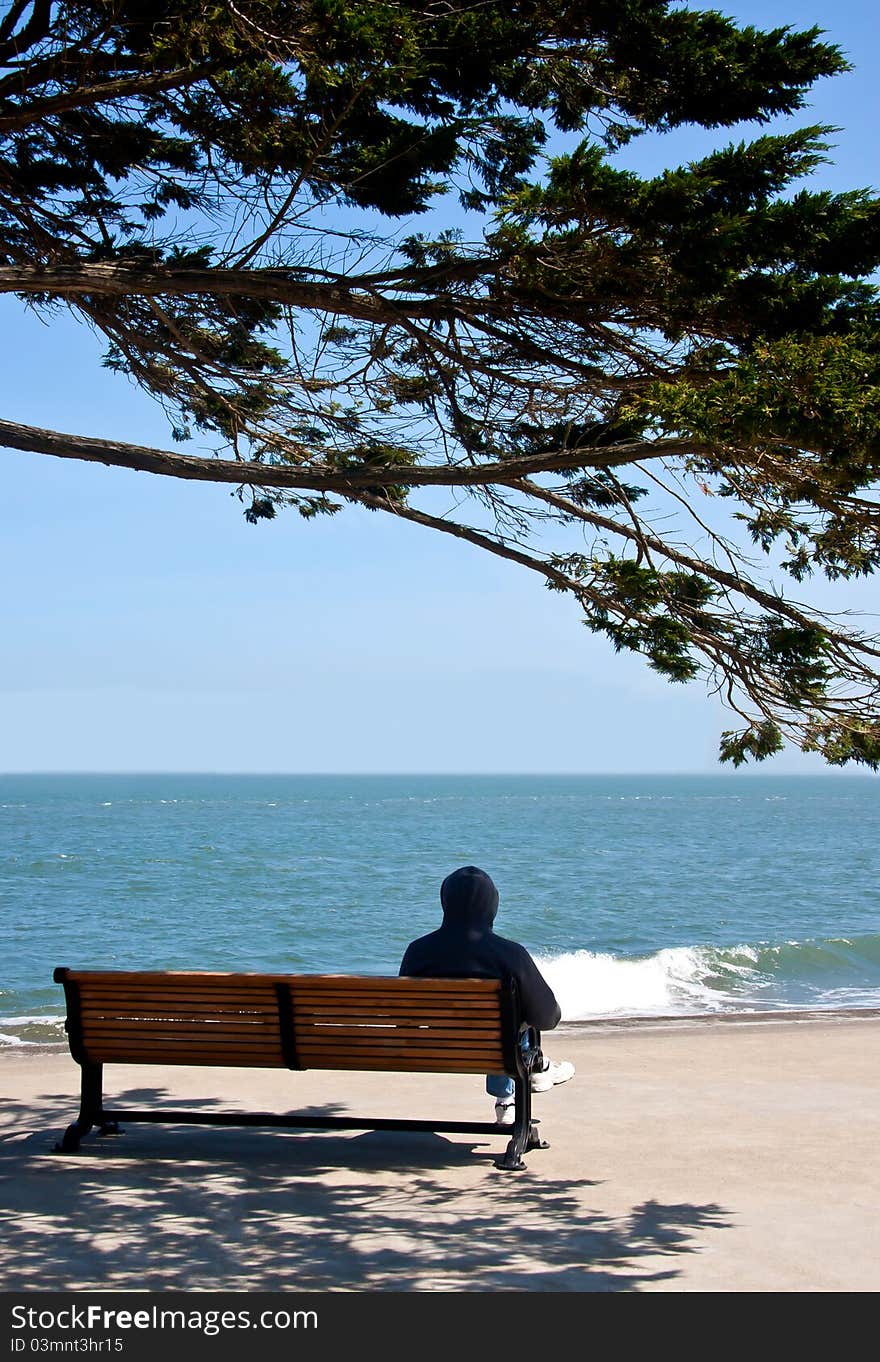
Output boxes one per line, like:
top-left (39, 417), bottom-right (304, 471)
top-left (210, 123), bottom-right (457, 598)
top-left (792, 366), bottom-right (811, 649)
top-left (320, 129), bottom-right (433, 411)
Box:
top-left (399, 866), bottom-right (561, 1032)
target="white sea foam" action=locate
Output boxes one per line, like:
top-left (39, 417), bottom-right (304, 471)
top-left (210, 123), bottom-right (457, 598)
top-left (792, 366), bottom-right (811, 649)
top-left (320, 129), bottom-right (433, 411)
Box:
top-left (534, 936), bottom-right (880, 1019)
top-left (536, 947), bottom-right (741, 1019)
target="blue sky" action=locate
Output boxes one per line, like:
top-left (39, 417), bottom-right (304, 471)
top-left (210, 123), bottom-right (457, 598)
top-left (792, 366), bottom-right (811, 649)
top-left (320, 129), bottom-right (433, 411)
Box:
top-left (1, 0), bottom-right (878, 774)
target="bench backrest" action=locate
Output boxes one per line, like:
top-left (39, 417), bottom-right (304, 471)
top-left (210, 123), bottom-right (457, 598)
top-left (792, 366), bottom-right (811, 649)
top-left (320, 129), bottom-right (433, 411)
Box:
top-left (54, 969), bottom-right (517, 1075)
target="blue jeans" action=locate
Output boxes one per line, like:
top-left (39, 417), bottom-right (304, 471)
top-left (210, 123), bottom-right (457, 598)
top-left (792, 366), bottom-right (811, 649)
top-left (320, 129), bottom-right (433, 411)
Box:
top-left (486, 1073), bottom-right (515, 1099)
top-left (486, 1033), bottom-right (537, 1099)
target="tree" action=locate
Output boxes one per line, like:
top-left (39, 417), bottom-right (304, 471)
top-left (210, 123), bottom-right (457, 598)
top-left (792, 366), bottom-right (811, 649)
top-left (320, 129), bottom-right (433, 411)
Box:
top-left (1, 0), bottom-right (879, 766)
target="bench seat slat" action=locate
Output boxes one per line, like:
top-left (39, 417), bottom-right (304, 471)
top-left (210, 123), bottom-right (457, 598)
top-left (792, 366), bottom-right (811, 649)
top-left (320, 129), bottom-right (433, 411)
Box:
top-left (289, 988), bottom-right (499, 1002)
top-left (81, 1018), bottom-right (283, 1035)
top-left (82, 1034), bottom-right (279, 1049)
top-left (294, 1025), bottom-right (501, 1040)
top-left (293, 1055), bottom-right (504, 1073)
top-left (84, 1049), bottom-right (286, 1065)
top-left (293, 1025), bottom-right (502, 1042)
top-left (291, 1011), bottom-right (501, 1026)
top-left (290, 1000), bottom-right (502, 1014)
top-left (67, 971), bottom-right (500, 991)
top-left (81, 1005), bottom-right (278, 1019)
top-left (296, 1040), bottom-right (504, 1062)
top-left (294, 977), bottom-right (499, 992)
top-left (81, 1031), bottom-right (284, 1050)
top-left (76, 988), bottom-right (278, 1003)
top-left (294, 1024), bottom-right (504, 1035)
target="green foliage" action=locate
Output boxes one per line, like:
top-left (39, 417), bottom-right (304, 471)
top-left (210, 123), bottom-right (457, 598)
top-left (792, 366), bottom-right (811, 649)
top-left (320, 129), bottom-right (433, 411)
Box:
top-left (803, 719), bottom-right (880, 768)
top-left (243, 497), bottom-right (277, 524)
top-left (552, 555), bottom-right (719, 683)
top-left (632, 329), bottom-right (880, 581)
top-left (719, 722), bottom-right (785, 767)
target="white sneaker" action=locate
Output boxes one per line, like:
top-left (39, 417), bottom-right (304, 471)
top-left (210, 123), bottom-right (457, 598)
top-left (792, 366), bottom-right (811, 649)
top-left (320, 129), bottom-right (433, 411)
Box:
top-left (494, 1099), bottom-right (515, 1126)
top-left (531, 1058), bottom-right (575, 1093)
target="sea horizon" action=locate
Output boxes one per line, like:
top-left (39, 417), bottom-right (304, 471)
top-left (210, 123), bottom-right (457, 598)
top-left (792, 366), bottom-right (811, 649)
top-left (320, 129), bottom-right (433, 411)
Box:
top-left (3, 767), bottom-right (877, 778)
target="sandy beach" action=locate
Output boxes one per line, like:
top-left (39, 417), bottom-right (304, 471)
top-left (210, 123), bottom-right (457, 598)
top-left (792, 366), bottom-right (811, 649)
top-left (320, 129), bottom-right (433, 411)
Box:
top-left (2, 1012), bottom-right (879, 1293)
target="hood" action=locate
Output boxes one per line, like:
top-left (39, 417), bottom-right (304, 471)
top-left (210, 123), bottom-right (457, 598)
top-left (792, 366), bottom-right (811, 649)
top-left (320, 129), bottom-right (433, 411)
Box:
top-left (440, 865), bottom-right (499, 931)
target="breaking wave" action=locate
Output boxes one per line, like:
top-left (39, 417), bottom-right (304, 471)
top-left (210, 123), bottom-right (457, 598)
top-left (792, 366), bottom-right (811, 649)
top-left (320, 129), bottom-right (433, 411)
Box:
top-left (537, 935), bottom-right (880, 1020)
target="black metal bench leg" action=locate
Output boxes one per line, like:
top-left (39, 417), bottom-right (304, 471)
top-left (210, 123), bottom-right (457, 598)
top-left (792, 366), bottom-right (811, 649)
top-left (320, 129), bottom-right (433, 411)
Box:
top-left (55, 1063), bottom-right (104, 1153)
top-left (499, 1076), bottom-right (532, 1171)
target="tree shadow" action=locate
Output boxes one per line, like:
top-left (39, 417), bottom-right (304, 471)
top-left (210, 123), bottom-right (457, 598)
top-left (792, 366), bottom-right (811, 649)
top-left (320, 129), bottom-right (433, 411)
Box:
top-left (0, 1085), bottom-right (733, 1291)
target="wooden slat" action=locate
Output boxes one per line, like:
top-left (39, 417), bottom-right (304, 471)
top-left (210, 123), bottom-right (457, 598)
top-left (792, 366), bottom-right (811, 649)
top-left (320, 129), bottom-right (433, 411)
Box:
top-left (67, 971), bottom-right (288, 985)
top-left (86, 1049), bottom-right (287, 1068)
top-left (81, 997), bottom-right (277, 1009)
top-left (290, 983), bottom-right (499, 994)
top-left (78, 987), bottom-right (277, 1001)
top-left (295, 1042), bottom-right (503, 1058)
top-left (290, 976), bottom-right (499, 991)
top-left (85, 1054), bottom-right (286, 1069)
top-left (75, 979), bottom-right (277, 990)
top-left (85, 1035), bottom-right (284, 1054)
top-left (292, 1024), bottom-right (500, 1042)
top-left (81, 1002), bottom-right (276, 1013)
top-left (83, 1018), bottom-right (279, 1035)
top-left (82, 1032), bottom-right (279, 1046)
top-left (292, 991), bottom-right (501, 1002)
top-left (79, 999), bottom-right (277, 1013)
top-left (81, 1006), bottom-right (277, 1020)
top-left (291, 1002), bottom-right (501, 1013)
top-left (290, 1000), bottom-right (501, 1014)
top-left (291, 1014), bottom-right (500, 1028)
top-left (296, 1042), bottom-right (505, 1062)
top-left (80, 999), bottom-right (276, 1013)
top-left (81, 1028), bottom-right (283, 1046)
top-left (68, 970), bottom-right (499, 990)
top-left (82, 996), bottom-right (501, 1007)
top-left (78, 986), bottom-right (275, 997)
top-left (294, 1056), bottom-right (504, 1073)
top-left (85, 1036), bottom-right (284, 1055)
top-left (294, 1035), bottom-right (504, 1056)
top-left (83, 1033), bottom-right (279, 1047)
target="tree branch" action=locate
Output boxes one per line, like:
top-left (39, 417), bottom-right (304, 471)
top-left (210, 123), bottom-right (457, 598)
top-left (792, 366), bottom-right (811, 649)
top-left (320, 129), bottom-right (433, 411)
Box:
top-left (0, 263), bottom-right (458, 324)
top-left (0, 416), bottom-right (693, 488)
top-left (0, 66), bottom-right (215, 131)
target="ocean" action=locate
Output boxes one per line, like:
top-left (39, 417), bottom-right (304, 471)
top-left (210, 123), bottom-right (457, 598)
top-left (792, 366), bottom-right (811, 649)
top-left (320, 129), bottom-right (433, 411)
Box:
top-left (1, 773), bottom-right (878, 1045)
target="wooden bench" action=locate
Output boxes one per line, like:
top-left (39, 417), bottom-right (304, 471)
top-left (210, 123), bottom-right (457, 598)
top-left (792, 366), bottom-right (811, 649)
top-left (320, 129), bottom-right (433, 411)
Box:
top-left (53, 968), bottom-right (549, 1170)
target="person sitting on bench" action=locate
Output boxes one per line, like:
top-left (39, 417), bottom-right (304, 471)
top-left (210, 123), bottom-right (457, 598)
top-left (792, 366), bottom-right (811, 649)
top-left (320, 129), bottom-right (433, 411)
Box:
top-left (399, 864), bottom-right (575, 1125)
